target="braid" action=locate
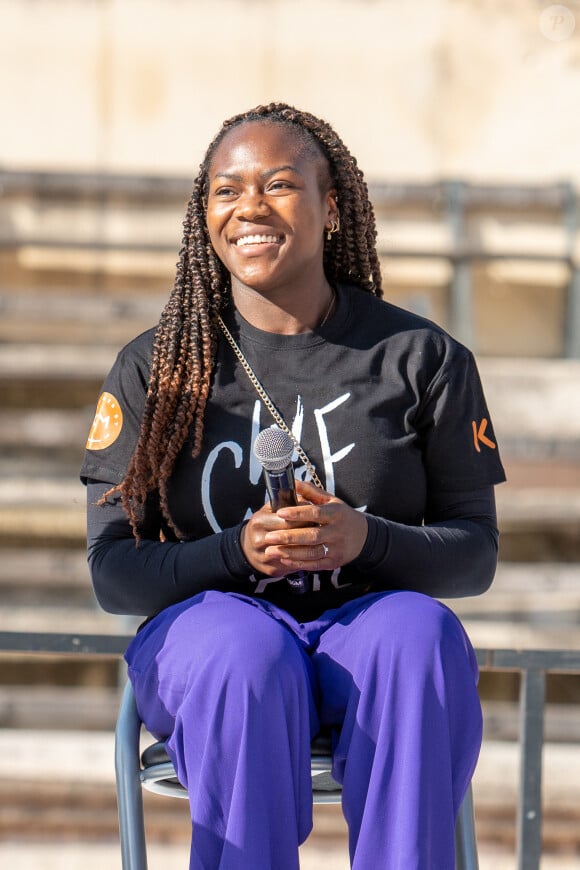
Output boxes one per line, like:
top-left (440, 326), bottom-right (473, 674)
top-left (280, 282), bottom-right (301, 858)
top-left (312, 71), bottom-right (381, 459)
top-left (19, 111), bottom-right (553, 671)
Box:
top-left (114, 103), bottom-right (382, 539)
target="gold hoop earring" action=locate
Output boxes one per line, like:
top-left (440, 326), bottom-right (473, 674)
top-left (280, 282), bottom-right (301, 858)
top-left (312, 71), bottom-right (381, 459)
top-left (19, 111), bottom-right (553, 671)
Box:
top-left (326, 214), bottom-right (340, 241)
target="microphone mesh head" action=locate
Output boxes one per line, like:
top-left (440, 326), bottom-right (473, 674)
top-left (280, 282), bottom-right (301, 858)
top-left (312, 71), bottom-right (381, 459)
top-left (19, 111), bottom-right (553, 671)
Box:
top-left (253, 426), bottom-right (294, 471)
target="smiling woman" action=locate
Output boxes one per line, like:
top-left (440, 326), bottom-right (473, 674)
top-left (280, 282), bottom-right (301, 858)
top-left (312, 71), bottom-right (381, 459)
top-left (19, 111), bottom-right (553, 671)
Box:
top-left (81, 103), bottom-right (505, 870)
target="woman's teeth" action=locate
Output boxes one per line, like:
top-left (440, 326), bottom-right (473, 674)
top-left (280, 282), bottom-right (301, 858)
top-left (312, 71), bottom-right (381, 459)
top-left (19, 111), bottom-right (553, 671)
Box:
top-left (235, 234), bottom-right (281, 246)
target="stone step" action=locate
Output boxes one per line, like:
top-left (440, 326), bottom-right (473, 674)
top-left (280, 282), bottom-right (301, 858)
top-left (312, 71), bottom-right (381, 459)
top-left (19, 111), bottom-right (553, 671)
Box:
top-left (0, 686), bottom-right (122, 731)
top-left (0, 477), bottom-right (84, 505)
top-left (2, 842), bottom-right (578, 870)
top-left (0, 603), bottom-right (129, 636)
top-left (0, 731), bottom-right (578, 857)
top-left (446, 563), bottom-right (580, 620)
top-left (0, 409), bottom-right (94, 451)
top-left (0, 343), bottom-right (116, 381)
top-left (0, 503), bottom-right (85, 548)
top-left (0, 297), bottom-right (161, 347)
top-left (0, 548), bottom-right (89, 591)
top-left (0, 290), bottom-right (163, 320)
top-left (2, 678), bottom-right (579, 741)
top-left (496, 486), bottom-right (580, 524)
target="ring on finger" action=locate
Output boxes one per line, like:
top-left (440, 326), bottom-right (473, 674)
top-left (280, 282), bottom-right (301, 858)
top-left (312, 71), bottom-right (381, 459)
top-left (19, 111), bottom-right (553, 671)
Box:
top-left (321, 543), bottom-right (329, 558)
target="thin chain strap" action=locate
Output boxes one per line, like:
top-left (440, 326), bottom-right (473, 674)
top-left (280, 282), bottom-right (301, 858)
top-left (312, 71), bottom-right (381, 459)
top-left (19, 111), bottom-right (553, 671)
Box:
top-left (217, 315), bottom-right (324, 489)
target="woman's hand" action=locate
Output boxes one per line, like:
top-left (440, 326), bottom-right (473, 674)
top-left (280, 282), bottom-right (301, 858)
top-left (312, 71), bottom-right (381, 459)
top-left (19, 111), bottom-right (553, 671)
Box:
top-left (240, 499), bottom-right (306, 577)
top-left (242, 479), bottom-right (368, 576)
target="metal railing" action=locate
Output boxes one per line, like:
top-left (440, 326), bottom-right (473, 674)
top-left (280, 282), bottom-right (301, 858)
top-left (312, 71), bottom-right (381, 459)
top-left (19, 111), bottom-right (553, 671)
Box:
top-left (0, 631), bottom-right (579, 869)
top-left (476, 648), bottom-right (580, 870)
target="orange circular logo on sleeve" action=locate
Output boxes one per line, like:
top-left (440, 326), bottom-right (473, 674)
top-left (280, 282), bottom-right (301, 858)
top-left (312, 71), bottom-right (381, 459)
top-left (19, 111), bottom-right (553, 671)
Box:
top-left (86, 392), bottom-right (123, 450)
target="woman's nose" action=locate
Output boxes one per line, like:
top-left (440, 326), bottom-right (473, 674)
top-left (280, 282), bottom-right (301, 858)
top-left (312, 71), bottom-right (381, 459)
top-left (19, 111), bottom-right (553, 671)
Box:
top-left (236, 190), bottom-right (271, 219)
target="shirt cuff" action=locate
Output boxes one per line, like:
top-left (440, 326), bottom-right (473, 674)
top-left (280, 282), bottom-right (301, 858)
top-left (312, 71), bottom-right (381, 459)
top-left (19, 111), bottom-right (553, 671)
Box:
top-left (348, 514), bottom-right (391, 572)
top-left (220, 522), bottom-right (256, 581)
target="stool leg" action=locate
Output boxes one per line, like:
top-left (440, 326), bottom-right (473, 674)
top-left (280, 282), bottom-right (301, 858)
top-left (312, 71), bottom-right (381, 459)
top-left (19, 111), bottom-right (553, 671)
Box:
top-left (115, 681), bottom-right (148, 870)
top-left (454, 783), bottom-right (479, 870)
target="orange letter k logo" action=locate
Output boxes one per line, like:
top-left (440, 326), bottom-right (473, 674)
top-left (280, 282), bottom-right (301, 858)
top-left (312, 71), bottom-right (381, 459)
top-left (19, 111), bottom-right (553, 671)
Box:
top-left (472, 419), bottom-right (496, 453)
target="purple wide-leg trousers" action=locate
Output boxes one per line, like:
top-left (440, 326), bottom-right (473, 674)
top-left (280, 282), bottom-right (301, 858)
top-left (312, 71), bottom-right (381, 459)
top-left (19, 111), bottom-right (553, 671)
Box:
top-left (125, 590), bottom-right (482, 870)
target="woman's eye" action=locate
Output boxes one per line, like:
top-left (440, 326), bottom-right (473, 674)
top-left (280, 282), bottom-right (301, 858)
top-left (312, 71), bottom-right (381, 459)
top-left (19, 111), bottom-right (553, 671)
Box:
top-left (268, 180), bottom-right (292, 191)
top-left (214, 187), bottom-right (237, 197)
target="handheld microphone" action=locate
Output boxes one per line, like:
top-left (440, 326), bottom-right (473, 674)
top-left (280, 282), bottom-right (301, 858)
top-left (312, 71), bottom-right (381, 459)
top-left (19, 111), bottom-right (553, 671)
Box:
top-left (253, 425), bottom-right (309, 594)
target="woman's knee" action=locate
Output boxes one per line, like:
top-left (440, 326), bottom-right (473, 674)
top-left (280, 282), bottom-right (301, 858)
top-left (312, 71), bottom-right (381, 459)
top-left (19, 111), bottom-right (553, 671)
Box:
top-left (129, 592), bottom-right (314, 730)
top-left (355, 591), bottom-right (474, 667)
top-left (154, 592), bottom-right (310, 697)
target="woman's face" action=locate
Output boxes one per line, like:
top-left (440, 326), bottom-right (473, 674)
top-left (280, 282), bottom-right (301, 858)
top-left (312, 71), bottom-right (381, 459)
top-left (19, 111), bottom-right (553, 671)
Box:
top-left (205, 121), bottom-right (337, 295)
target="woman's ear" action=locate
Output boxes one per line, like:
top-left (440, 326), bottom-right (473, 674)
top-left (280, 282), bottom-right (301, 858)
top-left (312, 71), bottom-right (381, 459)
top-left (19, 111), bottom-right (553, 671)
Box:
top-left (326, 189), bottom-right (339, 223)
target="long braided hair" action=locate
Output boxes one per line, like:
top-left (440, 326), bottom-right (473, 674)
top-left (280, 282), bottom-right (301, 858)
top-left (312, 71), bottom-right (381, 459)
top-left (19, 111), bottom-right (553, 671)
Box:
top-left (116, 103), bottom-right (383, 538)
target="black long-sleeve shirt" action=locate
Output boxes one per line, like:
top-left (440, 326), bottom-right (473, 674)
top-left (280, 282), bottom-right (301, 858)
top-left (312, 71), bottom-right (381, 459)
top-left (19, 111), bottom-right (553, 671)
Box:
top-left (82, 285), bottom-right (505, 622)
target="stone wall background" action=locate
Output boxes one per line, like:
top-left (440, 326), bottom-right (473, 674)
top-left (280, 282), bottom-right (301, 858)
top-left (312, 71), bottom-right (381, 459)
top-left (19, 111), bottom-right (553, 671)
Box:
top-left (1, 0), bottom-right (579, 184)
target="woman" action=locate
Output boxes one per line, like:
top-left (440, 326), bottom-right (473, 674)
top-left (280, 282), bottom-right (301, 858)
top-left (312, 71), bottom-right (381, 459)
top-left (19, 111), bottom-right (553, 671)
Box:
top-left (82, 103), bottom-right (505, 869)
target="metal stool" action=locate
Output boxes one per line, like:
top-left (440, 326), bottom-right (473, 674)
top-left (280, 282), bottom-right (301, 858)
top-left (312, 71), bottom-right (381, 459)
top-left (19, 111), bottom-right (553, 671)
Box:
top-left (115, 680), bottom-right (479, 869)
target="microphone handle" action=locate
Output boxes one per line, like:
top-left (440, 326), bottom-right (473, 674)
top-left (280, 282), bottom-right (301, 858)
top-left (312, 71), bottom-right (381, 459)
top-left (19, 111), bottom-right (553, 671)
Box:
top-left (263, 465), bottom-right (309, 594)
